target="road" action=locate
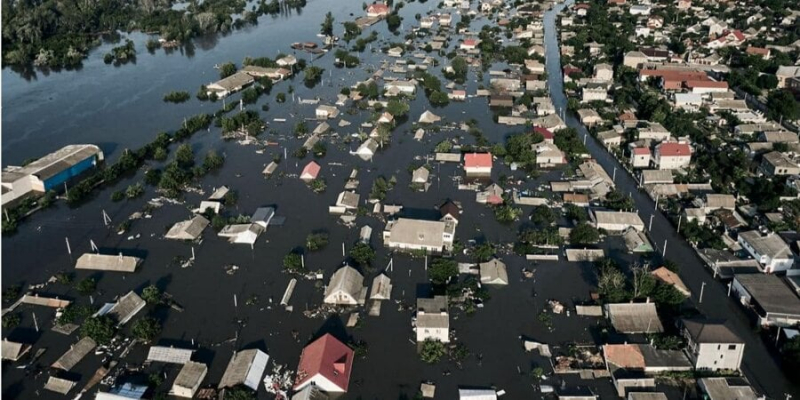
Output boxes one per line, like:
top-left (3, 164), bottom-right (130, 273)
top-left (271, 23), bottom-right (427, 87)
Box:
top-left (543, 1), bottom-right (799, 398)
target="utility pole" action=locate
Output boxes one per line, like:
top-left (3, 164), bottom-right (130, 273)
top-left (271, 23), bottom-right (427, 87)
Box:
top-left (649, 214), bottom-right (654, 231)
top-left (65, 237), bottom-right (72, 255)
top-left (699, 281), bottom-right (706, 304)
top-left (654, 194), bottom-right (659, 212)
top-left (677, 214), bottom-right (683, 232)
top-left (662, 239), bottom-right (667, 257)
top-left (612, 166), bottom-right (617, 183)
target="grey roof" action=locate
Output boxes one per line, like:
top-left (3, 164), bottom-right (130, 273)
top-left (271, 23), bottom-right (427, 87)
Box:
top-left (263, 161), bottom-right (279, 175)
top-left (705, 194), bottom-right (736, 209)
top-left (369, 273), bottom-right (392, 300)
top-left (641, 169), bottom-right (673, 184)
top-left (623, 228), bottom-right (653, 252)
top-left (385, 218), bottom-right (449, 249)
top-left (75, 253), bottom-right (141, 272)
top-left (251, 207), bottom-right (276, 227)
top-left (418, 296), bottom-right (448, 313)
top-left (210, 71), bottom-right (254, 91)
top-left (412, 166), bottom-right (430, 183)
top-left (699, 377), bottom-right (758, 400)
top-left (594, 211), bottom-right (645, 229)
top-left (419, 110), bottom-right (442, 124)
top-left (627, 393), bottom-right (668, 400)
top-left (681, 318), bottom-right (742, 344)
top-left (336, 191), bottom-right (361, 208)
top-left (738, 231), bottom-right (792, 260)
top-left (107, 291), bottom-right (146, 325)
top-left (325, 265), bottom-right (365, 301)
top-left (208, 186), bottom-right (230, 201)
top-left (762, 151), bottom-right (798, 169)
top-left (417, 313), bottom-right (449, 329)
top-left (479, 258), bottom-right (509, 285)
top-left (218, 349), bottom-right (269, 389)
top-left (147, 346), bottom-right (194, 364)
top-left (1, 340), bottom-right (30, 361)
top-left (44, 376), bottom-right (77, 395)
top-left (357, 138), bottom-right (379, 154)
top-left (604, 303), bottom-right (664, 333)
top-left (734, 274), bottom-right (800, 316)
top-left (3, 144), bottom-right (102, 182)
top-left (166, 215), bottom-right (210, 240)
top-left (52, 337), bottom-right (96, 371)
top-left (639, 345), bottom-right (691, 369)
top-left (173, 361), bottom-right (208, 390)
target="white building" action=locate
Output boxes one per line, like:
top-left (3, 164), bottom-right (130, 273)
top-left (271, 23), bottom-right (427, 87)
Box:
top-left (680, 319), bottom-right (744, 371)
top-left (737, 230), bottom-right (794, 273)
top-left (416, 296), bottom-right (450, 343)
top-left (654, 143), bottom-right (692, 170)
top-left (593, 211), bottom-right (645, 232)
top-left (324, 265), bottom-right (366, 305)
top-left (383, 218), bottom-right (455, 253)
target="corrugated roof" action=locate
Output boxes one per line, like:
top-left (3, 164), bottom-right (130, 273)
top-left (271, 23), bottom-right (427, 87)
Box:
top-left (52, 337), bottom-right (96, 371)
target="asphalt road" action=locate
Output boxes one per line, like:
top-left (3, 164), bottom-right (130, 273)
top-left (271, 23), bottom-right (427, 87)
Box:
top-left (543, 2), bottom-right (799, 398)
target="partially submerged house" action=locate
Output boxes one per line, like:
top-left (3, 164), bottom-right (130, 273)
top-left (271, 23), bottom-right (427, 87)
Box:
top-left (369, 273), bottom-right (392, 300)
top-left (171, 361), bottom-right (208, 398)
top-left (353, 138), bottom-right (379, 161)
top-left (165, 215), bottom-right (210, 241)
top-left (680, 318), bottom-right (744, 371)
top-left (324, 265), bottom-right (367, 305)
top-left (731, 274), bottom-right (800, 327)
top-left (1, 339), bottom-right (31, 361)
top-left (218, 223), bottom-right (265, 246)
top-left (294, 333), bottom-right (355, 393)
top-left (301, 161), bottom-right (321, 182)
top-left (479, 258), bottom-right (509, 285)
top-left (52, 337), bottom-right (97, 371)
top-left (416, 296), bottom-right (450, 343)
top-left (218, 349), bottom-right (270, 391)
top-left (103, 291), bottom-right (146, 326)
top-left (604, 302), bottom-right (663, 333)
top-left (206, 71), bottom-right (254, 98)
top-left (464, 153), bottom-right (493, 175)
top-left (383, 218), bottom-right (456, 253)
top-left (75, 253), bottom-right (142, 272)
top-left (147, 346), bottom-right (194, 364)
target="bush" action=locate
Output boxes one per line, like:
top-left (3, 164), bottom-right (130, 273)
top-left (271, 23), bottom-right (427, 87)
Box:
top-left (163, 91), bottom-right (191, 103)
top-left (142, 285), bottom-right (161, 304)
top-left (81, 316), bottom-right (116, 344)
top-left (306, 232), bottom-right (329, 251)
top-left (569, 223), bottom-right (600, 245)
top-left (2, 313), bottom-right (21, 329)
top-left (428, 258), bottom-right (457, 285)
top-left (420, 339), bottom-right (447, 363)
top-left (350, 242), bottom-right (376, 266)
top-left (76, 278), bottom-right (96, 295)
top-left (284, 252), bottom-right (304, 273)
top-left (125, 183), bottom-right (145, 199)
top-left (131, 317), bottom-right (161, 341)
top-left (111, 190), bottom-right (125, 202)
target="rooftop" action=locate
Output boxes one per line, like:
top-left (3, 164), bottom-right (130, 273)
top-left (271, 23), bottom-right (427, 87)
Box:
top-left (681, 318), bottom-right (741, 344)
top-left (734, 274), bottom-right (800, 316)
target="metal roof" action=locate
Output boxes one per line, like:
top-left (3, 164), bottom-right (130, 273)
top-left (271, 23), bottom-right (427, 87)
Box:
top-left (75, 253), bottom-right (141, 272)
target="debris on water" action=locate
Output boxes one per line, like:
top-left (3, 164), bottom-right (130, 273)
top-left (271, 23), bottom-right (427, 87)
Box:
top-left (263, 364), bottom-right (294, 399)
top-left (548, 300), bottom-right (564, 314)
top-left (522, 269), bottom-right (534, 279)
top-left (224, 264), bottom-right (240, 275)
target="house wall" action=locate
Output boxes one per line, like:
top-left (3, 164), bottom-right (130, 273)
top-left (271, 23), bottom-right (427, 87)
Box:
top-left (465, 166), bottom-right (492, 175)
top-left (656, 155), bottom-right (691, 170)
top-left (693, 343), bottom-right (745, 371)
top-left (296, 374), bottom-right (344, 393)
top-left (324, 291), bottom-right (358, 306)
top-left (632, 154), bottom-right (651, 168)
top-left (417, 327), bottom-right (449, 343)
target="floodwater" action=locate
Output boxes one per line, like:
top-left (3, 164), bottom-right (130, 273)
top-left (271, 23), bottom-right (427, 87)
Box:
top-left (2, 0), bottom-right (797, 399)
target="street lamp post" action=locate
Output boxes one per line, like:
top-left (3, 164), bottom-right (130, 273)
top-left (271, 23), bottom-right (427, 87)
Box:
top-left (699, 281), bottom-right (707, 304)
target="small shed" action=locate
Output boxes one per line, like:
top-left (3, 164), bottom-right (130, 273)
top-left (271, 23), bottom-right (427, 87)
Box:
top-left (218, 349), bottom-right (270, 390)
top-left (171, 361), bottom-right (208, 398)
top-left (604, 302), bottom-right (664, 333)
top-left (147, 346), bottom-right (194, 364)
top-left (75, 253), bottom-right (141, 272)
top-left (479, 258), bottom-right (509, 285)
top-left (369, 273), bottom-right (393, 300)
top-left (44, 376), bottom-right (77, 395)
top-left (106, 291), bottom-right (146, 326)
top-left (1, 339), bottom-right (31, 361)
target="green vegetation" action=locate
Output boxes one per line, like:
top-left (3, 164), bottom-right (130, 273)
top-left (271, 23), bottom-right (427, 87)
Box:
top-left (2, 313), bottom-right (21, 329)
top-left (224, 385), bottom-right (257, 400)
top-left (303, 66), bottom-right (325, 86)
top-left (766, 89), bottom-right (799, 122)
top-left (553, 128), bottom-right (587, 159)
top-left (334, 49), bottom-right (360, 67)
top-left (428, 258), bottom-right (457, 285)
top-left (443, 56), bottom-right (468, 83)
top-left (569, 223), bottom-right (600, 245)
top-left (81, 316), bottom-right (116, 344)
top-left (219, 62), bottom-right (237, 79)
top-left (494, 204), bottom-right (523, 223)
top-left (283, 251), bottom-right (304, 273)
top-left (320, 11), bottom-right (334, 36)
top-left (103, 40), bottom-right (136, 65)
top-left (343, 22), bottom-right (362, 41)
top-left (434, 140), bottom-right (453, 153)
top-left (515, 227), bottom-right (562, 254)
top-left (309, 178), bottom-right (326, 193)
top-left (163, 91), bottom-right (191, 103)
top-left (386, 99), bottom-right (410, 117)
top-left (131, 317), bottom-right (161, 341)
top-left (203, 150), bottom-right (225, 172)
top-left (76, 278), bottom-right (97, 295)
top-left (141, 285), bottom-right (162, 304)
top-left (503, 131), bottom-right (543, 169)
top-left (420, 339), bottom-right (447, 363)
top-left (2, 285), bottom-right (20, 303)
top-left (350, 242), bottom-right (376, 266)
top-left (125, 183), bottom-right (145, 199)
top-left (603, 189), bottom-right (635, 211)
top-left (471, 242), bottom-right (495, 263)
top-left (530, 205), bottom-right (555, 226)
top-left (306, 232), bottom-right (329, 251)
top-left (370, 176), bottom-right (394, 200)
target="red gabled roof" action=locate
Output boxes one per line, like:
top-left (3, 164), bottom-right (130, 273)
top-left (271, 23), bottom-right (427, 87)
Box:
top-left (657, 143), bottom-right (691, 157)
top-left (301, 161), bottom-right (321, 179)
top-left (464, 153), bottom-right (493, 168)
top-left (294, 334), bottom-right (354, 392)
top-left (533, 126), bottom-right (554, 139)
top-left (574, 3), bottom-right (590, 9)
top-left (463, 39), bottom-right (477, 46)
top-left (367, 3), bottom-right (390, 13)
top-left (633, 147), bottom-right (651, 155)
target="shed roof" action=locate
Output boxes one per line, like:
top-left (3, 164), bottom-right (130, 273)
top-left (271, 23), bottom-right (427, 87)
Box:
top-left (52, 337), bottom-right (96, 370)
top-left (75, 253), bottom-right (141, 272)
top-left (605, 302), bottom-right (663, 333)
top-left (44, 376), bottom-right (77, 395)
top-left (147, 346), bottom-right (194, 364)
top-left (173, 361), bottom-right (208, 390)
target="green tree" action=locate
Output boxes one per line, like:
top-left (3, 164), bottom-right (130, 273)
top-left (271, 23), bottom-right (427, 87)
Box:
top-left (131, 317), bottom-right (162, 341)
top-left (76, 278), bottom-right (96, 295)
top-left (386, 99), bottom-right (410, 117)
top-left (283, 252), bottom-right (304, 273)
top-left (350, 242), bottom-right (375, 266)
top-left (306, 232), bottom-right (329, 251)
top-left (429, 90), bottom-right (450, 106)
top-left (530, 205), bottom-right (555, 227)
top-left (428, 258), bottom-right (457, 285)
top-left (125, 183), bottom-right (144, 199)
top-left (203, 150), bottom-right (225, 171)
top-left (224, 386), bottom-right (257, 400)
top-left (81, 316), bottom-right (116, 344)
top-left (153, 147), bottom-right (168, 161)
top-left (767, 89), bottom-right (799, 122)
top-left (219, 62), bottom-right (237, 79)
top-left (2, 313), bottom-right (20, 329)
top-left (494, 204), bottom-right (522, 223)
top-left (471, 242), bottom-right (495, 262)
top-left (569, 223), bottom-right (600, 245)
top-left (321, 12), bottom-right (334, 36)
top-left (303, 66), bottom-right (325, 85)
top-left (175, 144), bottom-right (194, 168)
top-left (141, 285), bottom-right (161, 304)
top-left (420, 339), bottom-right (447, 363)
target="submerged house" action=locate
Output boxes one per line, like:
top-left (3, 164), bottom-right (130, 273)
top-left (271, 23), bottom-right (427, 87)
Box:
top-left (324, 265), bottom-right (367, 306)
top-left (383, 218), bottom-right (456, 253)
top-left (218, 349), bottom-right (270, 391)
top-left (165, 215), bottom-right (210, 241)
top-left (294, 334), bottom-right (355, 393)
